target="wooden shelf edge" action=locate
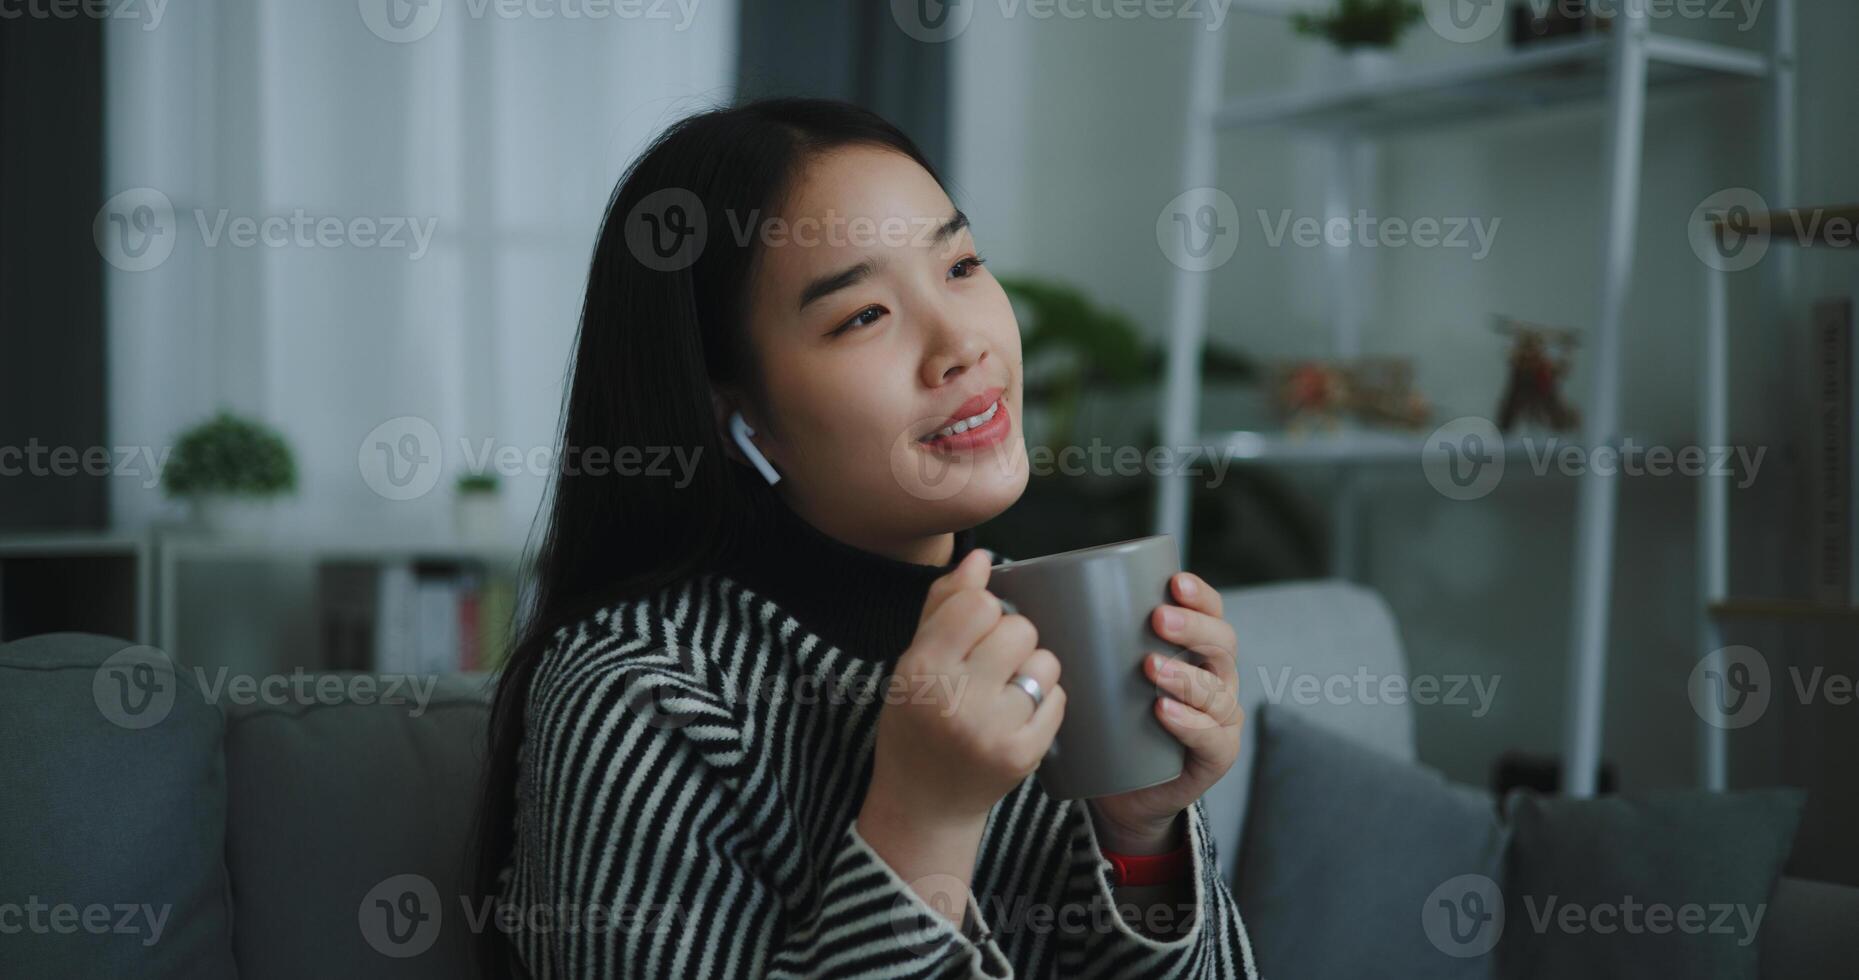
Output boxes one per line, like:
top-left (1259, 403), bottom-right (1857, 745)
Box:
top-left (1708, 597), bottom-right (1859, 622)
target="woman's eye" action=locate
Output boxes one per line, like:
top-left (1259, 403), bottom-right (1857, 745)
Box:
top-left (833, 305), bottom-right (885, 336)
top-left (950, 254), bottom-right (987, 279)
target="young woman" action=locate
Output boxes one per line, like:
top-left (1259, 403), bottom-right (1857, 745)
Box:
top-left (475, 96), bottom-right (1258, 979)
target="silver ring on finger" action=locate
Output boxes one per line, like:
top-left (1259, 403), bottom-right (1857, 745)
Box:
top-left (1009, 672), bottom-right (1043, 710)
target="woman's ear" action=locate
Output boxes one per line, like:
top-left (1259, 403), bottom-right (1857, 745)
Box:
top-left (711, 388), bottom-right (782, 485)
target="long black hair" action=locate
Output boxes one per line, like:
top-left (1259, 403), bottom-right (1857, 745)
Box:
top-left (472, 96), bottom-right (945, 973)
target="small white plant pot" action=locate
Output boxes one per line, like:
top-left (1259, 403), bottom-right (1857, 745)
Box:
top-left (1345, 48), bottom-right (1398, 82)
top-left (191, 494), bottom-right (274, 537)
top-left (454, 494), bottom-right (503, 544)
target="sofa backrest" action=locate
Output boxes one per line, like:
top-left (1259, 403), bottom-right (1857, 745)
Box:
top-left (0, 633), bottom-right (240, 980)
top-left (220, 672), bottom-right (491, 979)
top-left (1206, 579), bottom-right (1414, 882)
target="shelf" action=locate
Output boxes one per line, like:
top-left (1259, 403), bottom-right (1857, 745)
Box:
top-left (1203, 428), bottom-right (1539, 465)
top-left (1215, 34), bottom-right (1768, 134)
top-left (1709, 598), bottom-right (1859, 623)
top-left (0, 532), bottom-right (150, 556)
top-left (1708, 204), bottom-right (1859, 249)
top-left (155, 534), bottom-right (524, 566)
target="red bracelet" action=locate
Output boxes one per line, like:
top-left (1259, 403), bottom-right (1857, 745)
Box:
top-left (1102, 842), bottom-right (1191, 887)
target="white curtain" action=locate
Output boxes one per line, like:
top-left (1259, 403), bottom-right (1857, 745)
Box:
top-left (102, 0), bottom-right (737, 542)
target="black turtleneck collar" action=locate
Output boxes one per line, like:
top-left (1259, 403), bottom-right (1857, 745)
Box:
top-left (712, 491), bottom-right (980, 662)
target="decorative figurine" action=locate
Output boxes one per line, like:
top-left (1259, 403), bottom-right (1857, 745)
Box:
top-left (1494, 316), bottom-right (1582, 433)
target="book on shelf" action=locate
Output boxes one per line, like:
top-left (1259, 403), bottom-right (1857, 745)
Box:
top-left (316, 559), bottom-right (518, 674)
top-left (1812, 297), bottom-right (1857, 606)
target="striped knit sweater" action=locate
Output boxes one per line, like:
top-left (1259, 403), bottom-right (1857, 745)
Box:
top-left (500, 503), bottom-right (1260, 979)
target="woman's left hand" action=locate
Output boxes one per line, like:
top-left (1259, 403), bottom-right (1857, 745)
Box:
top-left (1087, 571), bottom-right (1244, 854)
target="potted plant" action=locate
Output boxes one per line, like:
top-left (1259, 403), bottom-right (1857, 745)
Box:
top-left (162, 411), bottom-right (296, 534)
top-left (454, 472), bottom-right (503, 543)
top-left (993, 276), bottom-right (1324, 584)
top-left (1290, 0), bottom-right (1423, 79)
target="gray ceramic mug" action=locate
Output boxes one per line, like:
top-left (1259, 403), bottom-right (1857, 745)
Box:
top-left (988, 535), bottom-right (1188, 801)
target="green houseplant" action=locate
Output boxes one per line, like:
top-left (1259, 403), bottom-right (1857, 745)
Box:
top-left (994, 276), bottom-right (1324, 586)
top-left (1290, 0), bottom-right (1423, 49)
top-left (162, 411), bottom-right (297, 534)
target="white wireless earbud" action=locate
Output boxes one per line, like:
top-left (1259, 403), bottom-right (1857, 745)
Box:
top-left (728, 411), bottom-right (781, 486)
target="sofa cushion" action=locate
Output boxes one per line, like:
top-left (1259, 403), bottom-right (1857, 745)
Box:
top-left (1234, 704), bottom-right (1507, 979)
top-left (1501, 787), bottom-right (1804, 980)
top-left (220, 672), bottom-right (491, 979)
top-left (1206, 580), bottom-right (1415, 883)
top-left (0, 633), bottom-right (238, 980)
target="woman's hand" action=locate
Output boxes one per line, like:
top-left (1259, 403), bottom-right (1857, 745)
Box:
top-left (1087, 571), bottom-right (1243, 854)
top-left (857, 548), bottom-right (1069, 927)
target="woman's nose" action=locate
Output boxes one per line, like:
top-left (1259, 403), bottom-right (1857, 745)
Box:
top-left (920, 313), bottom-right (988, 387)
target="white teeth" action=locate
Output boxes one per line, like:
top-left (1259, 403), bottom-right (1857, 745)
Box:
top-left (926, 400), bottom-right (1000, 441)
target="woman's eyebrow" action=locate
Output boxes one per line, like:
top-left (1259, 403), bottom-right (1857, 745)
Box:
top-left (795, 209), bottom-right (970, 313)
top-left (798, 258), bottom-right (876, 312)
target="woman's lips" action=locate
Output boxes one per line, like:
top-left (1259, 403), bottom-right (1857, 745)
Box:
top-left (918, 397), bottom-right (1011, 453)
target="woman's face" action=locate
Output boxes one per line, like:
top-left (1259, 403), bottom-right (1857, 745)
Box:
top-left (734, 144), bottom-right (1028, 559)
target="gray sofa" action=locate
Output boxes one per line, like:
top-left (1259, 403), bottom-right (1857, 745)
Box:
top-left (2, 581), bottom-right (1854, 978)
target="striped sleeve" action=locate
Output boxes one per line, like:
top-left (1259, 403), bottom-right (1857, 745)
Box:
top-left (514, 638), bottom-right (1015, 979)
top-left (1061, 798), bottom-right (1260, 979)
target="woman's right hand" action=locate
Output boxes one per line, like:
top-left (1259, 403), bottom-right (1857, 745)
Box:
top-left (866, 546), bottom-right (1067, 827)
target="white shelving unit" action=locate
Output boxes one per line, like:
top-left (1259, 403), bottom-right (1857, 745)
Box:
top-left (0, 529), bottom-right (520, 671)
top-left (1697, 204), bottom-right (1859, 790)
top-left (154, 534), bottom-right (523, 662)
top-left (1155, 5), bottom-right (1796, 797)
